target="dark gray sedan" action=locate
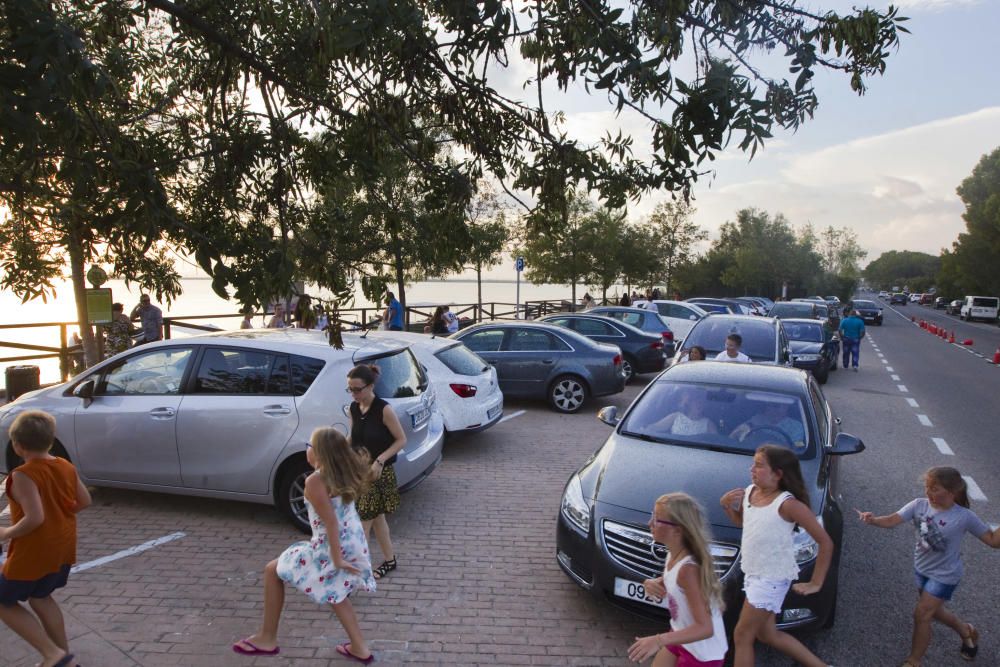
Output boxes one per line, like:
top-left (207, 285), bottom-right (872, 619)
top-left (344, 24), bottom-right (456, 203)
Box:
top-left (587, 306), bottom-right (677, 355)
top-left (452, 322), bottom-right (626, 413)
top-left (539, 313), bottom-right (668, 383)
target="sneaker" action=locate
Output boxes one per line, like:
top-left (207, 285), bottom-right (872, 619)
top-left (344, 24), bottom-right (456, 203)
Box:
top-left (853, 367), bottom-right (858, 372)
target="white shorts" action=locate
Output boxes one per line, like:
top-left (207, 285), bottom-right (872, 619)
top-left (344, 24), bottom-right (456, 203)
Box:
top-left (743, 575), bottom-right (792, 613)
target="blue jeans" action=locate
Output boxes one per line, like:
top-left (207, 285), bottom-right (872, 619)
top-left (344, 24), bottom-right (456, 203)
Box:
top-left (842, 338), bottom-right (860, 368)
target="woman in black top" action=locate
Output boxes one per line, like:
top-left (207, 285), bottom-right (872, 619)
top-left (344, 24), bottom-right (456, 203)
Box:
top-left (347, 364), bottom-right (407, 579)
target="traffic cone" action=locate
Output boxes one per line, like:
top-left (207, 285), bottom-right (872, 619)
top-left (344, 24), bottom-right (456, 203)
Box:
top-left (949, 331), bottom-right (955, 343)
top-left (910, 316), bottom-right (915, 323)
top-left (993, 347), bottom-right (1000, 364)
top-left (963, 339), bottom-right (974, 346)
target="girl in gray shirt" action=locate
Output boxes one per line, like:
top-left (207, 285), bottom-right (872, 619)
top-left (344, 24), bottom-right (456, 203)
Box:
top-left (857, 466), bottom-right (1000, 667)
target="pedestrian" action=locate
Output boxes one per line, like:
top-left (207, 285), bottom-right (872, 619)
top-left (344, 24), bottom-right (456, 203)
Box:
top-left (347, 364), bottom-right (407, 580)
top-left (687, 345), bottom-right (707, 362)
top-left (293, 295), bottom-right (317, 330)
top-left (838, 308), bottom-right (865, 371)
top-left (652, 288), bottom-right (662, 300)
top-left (581, 292), bottom-right (595, 310)
top-left (232, 427), bottom-right (376, 663)
top-left (239, 306), bottom-right (254, 330)
top-left (315, 305), bottom-right (329, 331)
top-left (425, 306), bottom-right (448, 335)
top-left (720, 445), bottom-right (834, 667)
top-left (714, 333), bottom-right (752, 363)
top-left (0, 410), bottom-right (91, 667)
top-left (130, 294), bottom-right (163, 344)
top-left (266, 303), bottom-right (287, 329)
top-left (619, 292), bottom-right (631, 307)
top-left (628, 493), bottom-right (728, 666)
top-left (103, 302), bottom-right (132, 358)
top-left (383, 292), bottom-right (404, 331)
top-left (857, 466), bottom-right (1000, 667)
top-left (443, 305), bottom-right (460, 334)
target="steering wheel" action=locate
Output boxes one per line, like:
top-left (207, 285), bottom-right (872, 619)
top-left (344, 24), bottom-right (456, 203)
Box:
top-left (742, 425), bottom-right (794, 448)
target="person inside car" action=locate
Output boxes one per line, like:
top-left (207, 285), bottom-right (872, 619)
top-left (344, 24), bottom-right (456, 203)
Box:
top-left (650, 390), bottom-right (719, 437)
top-left (730, 401), bottom-right (805, 450)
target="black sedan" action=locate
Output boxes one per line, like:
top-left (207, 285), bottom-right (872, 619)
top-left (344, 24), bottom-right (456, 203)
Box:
top-left (453, 322), bottom-right (626, 413)
top-left (588, 306), bottom-right (677, 354)
top-left (556, 362), bottom-right (864, 632)
top-left (782, 318), bottom-right (839, 384)
top-left (849, 299), bottom-right (883, 325)
top-left (539, 313), bottom-right (669, 382)
top-left (889, 293), bottom-right (907, 305)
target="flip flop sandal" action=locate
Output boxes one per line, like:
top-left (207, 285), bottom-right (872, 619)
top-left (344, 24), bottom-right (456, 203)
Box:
top-left (232, 637), bottom-right (281, 656)
top-left (373, 557), bottom-right (397, 580)
top-left (52, 655), bottom-right (75, 667)
top-left (336, 642), bottom-right (375, 664)
top-left (960, 624), bottom-right (979, 661)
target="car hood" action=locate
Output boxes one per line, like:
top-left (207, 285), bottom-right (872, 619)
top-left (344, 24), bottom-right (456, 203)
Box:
top-left (589, 436), bottom-right (754, 528)
top-left (789, 340), bottom-right (823, 354)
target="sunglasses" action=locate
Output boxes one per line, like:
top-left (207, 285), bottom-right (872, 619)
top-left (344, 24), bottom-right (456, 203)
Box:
top-left (346, 383), bottom-right (371, 394)
top-left (651, 517), bottom-right (679, 528)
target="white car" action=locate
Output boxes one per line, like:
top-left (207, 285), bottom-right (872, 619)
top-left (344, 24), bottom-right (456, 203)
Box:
top-left (357, 331), bottom-right (504, 435)
top-left (631, 300), bottom-right (708, 341)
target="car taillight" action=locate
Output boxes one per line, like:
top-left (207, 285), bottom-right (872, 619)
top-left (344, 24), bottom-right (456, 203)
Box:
top-left (612, 354), bottom-right (622, 366)
top-left (449, 383), bottom-right (478, 398)
top-left (661, 331), bottom-right (674, 341)
top-left (651, 341), bottom-right (664, 350)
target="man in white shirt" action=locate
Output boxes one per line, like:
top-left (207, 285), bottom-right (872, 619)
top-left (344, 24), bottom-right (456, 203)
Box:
top-left (444, 306), bottom-right (459, 334)
top-left (714, 333), bottom-right (752, 363)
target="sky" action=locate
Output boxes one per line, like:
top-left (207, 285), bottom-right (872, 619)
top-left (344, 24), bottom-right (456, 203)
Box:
top-left (489, 0), bottom-right (1000, 270)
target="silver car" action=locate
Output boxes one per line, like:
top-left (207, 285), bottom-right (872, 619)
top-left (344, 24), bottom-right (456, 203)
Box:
top-left (0, 329), bottom-right (444, 532)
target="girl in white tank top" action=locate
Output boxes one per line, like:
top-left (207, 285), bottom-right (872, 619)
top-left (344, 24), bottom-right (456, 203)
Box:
top-left (628, 493), bottom-right (728, 666)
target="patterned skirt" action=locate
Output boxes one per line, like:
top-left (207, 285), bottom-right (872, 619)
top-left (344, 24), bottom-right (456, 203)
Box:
top-left (356, 464), bottom-right (400, 521)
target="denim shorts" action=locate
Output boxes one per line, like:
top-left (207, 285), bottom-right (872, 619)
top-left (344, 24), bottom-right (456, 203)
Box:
top-left (743, 574), bottom-right (792, 613)
top-left (914, 570), bottom-right (958, 601)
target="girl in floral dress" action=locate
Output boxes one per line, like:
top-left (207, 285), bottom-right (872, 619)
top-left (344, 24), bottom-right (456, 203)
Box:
top-left (233, 428), bottom-right (377, 663)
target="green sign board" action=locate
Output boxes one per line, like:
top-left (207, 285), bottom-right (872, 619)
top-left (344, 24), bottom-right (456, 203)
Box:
top-left (86, 288), bottom-right (113, 324)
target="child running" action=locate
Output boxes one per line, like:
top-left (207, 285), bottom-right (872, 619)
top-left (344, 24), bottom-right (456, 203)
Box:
top-left (628, 493), bottom-right (727, 666)
top-left (0, 410), bottom-right (90, 667)
top-left (720, 445), bottom-right (834, 667)
top-left (233, 427), bottom-right (377, 663)
top-left (857, 466), bottom-right (1000, 666)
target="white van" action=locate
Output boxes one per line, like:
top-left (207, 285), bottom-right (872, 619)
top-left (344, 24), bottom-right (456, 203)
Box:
top-left (959, 296), bottom-right (999, 322)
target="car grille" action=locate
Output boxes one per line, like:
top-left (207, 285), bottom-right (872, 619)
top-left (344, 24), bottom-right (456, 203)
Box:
top-left (602, 520), bottom-right (739, 580)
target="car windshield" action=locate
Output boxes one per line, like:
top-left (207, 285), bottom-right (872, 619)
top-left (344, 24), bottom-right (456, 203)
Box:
top-left (620, 382), bottom-right (812, 457)
top-left (783, 322), bottom-right (824, 342)
top-left (682, 319), bottom-right (777, 362)
top-left (768, 303), bottom-right (816, 318)
top-left (368, 349), bottom-right (427, 398)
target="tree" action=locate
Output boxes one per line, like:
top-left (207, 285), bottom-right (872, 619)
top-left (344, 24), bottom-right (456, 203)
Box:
top-left (863, 251), bottom-right (939, 291)
top-left (646, 201), bottom-right (707, 296)
top-left (938, 147), bottom-right (1000, 295)
top-left (582, 206), bottom-right (629, 303)
top-left (619, 225), bottom-right (661, 295)
top-left (464, 184), bottom-right (511, 321)
top-left (521, 189), bottom-right (597, 307)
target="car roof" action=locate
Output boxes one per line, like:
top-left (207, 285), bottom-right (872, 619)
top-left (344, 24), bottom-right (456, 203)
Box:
top-left (540, 312), bottom-right (650, 336)
top-left (780, 318), bottom-right (824, 325)
top-left (353, 329), bottom-right (460, 352)
top-left (456, 320), bottom-right (596, 345)
top-left (660, 357), bottom-right (807, 392)
top-left (590, 306), bottom-right (654, 314)
top-left (153, 328), bottom-right (408, 358)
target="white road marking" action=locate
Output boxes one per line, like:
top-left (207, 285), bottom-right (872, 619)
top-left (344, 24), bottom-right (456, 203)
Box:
top-left (932, 438), bottom-right (954, 455)
top-left (877, 353), bottom-right (885, 358)
top-left (917, 414), bottom-right (932, 427)
top-left (498, 410), bottom-right (526, 424)
top-left (891, 374), bottom-right (900, 381)
top-left (886, 366), bottom-right (894, 372)
top-left (906, 398), bottom-right (919, 408)
top-left (963, 476), bottom-right (987, 502)
top-left (71, 532), bottom-right (187, 573)
top-left (881, 359), bottom-right (888, 364)
top-left (897, 385), bottom-right (909, 393)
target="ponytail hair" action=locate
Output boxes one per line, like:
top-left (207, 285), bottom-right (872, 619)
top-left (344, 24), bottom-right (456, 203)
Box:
top-left (924, 466), bottom-right (970, 508)
top-left (347, 363), bottom-right (380, 386)
top-left (756, 445), bottom-right (810, 506)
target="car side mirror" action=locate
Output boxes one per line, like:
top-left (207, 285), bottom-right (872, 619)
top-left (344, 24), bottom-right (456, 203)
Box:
top-left (597, 405), bottom-right (620, 427)
top-left (73, 379), bottom-right (95, 406)
top-left (829, 432), bottom-right (864, 455)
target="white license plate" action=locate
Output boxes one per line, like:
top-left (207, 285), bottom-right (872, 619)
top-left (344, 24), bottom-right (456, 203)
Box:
top-left (411, 407), bottom-right (430, 427)
top-left (613, 577), bottom-right (668, 609)
top-left (487, 404), bottom-right (502, 420)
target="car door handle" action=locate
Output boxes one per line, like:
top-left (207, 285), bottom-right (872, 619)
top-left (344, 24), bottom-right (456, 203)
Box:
top-left (541, 359), bottom-right (554, 364)
top-left (149, 407), bottom-right (175, 418)
top-left (263, 405), bottom-right (292, 416)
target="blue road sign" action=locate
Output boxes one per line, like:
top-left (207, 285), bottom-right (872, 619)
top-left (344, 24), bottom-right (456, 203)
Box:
top-left (516, 256), bottom-right (525, 272)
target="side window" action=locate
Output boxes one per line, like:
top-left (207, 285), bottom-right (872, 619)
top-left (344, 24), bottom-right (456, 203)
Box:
top-left (193, 348), bottom-right (283, 395)
top-left (809, 384), bottom-right (830, 445)
top-left (506, 329), bottom-right (571, 351)
top-left (100, 348), bottom-right (193, 395)
top-left (621, 313), bottom-right (643, 327)
top-left (574, 318), bottom-right (618, 336)
top-left (462, 329), bottom-right (505, 352)
top-left (290, 355), bottom-right (326, 395)
top-left (545, 317), bottom-right (573, 328)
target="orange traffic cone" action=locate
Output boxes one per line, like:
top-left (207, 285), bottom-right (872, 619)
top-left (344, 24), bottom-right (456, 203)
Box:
top-left (949, 331), bottom-right (955, 343)
top-left (993, 347), bottom-right (1000, 364)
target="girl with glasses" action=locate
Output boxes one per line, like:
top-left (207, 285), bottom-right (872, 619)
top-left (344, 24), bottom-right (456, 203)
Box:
top-left (347, 364), bottom-right (407, 580)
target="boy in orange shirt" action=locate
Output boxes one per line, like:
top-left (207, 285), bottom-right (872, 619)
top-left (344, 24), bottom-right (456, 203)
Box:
top-left (0, 410), bottom-right (90, 667)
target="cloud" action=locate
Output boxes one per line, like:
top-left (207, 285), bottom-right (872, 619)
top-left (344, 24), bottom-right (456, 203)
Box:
top-left (896, 0), bottom-right (982, 10)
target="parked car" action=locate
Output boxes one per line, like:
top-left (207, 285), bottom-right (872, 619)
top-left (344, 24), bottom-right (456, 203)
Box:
top-left (909, 293), bottom-right (922, 303)
top-left (889, 293), bottom-right (908, 305)
top-left (687, 297), bottom-right (751, 315)
top-left (630, 300), bottom-right (708, 341)
top-left (848, 299), bottom-right (883, 326)
top-left (452, 321), bottom-right (625, 413)
top-left (934, 297), bottom-right (949, 309)
top-left (0, 329), bottom-right (445, 532)
top-left (919, 293), bottom-right (934, 305)
top-left (878, 291), bottom-right (890, 299)
top-left (360, 331), bottom-right (503, 435)
top-left (783, 318), bottom-right (839, 383)
top-left (824, 296), bottom-right (841, 306)
top-left (556, 362), bottom-right (864, 631)
top-left (768, 301), bottom-right (827, 322)
top-left (539, 313), bottom-right (670, 383)
top-left (672, 314), bottom-right (790, 366)
top-left (959, 296), bottom-right (1000, 323)
top-left (587, 306), bottom-right (676, 352)
top-left (946, 299), bottom-right (963, 316)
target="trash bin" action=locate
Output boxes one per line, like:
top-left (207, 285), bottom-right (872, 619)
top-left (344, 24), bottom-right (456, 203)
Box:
top-left (5, 365), bottom-right (40, 402)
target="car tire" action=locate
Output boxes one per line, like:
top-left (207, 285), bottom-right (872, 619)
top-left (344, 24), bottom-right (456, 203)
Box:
top-left (6, 440), bottom-right (70, 470)
top-left (548, 375), bottom-right (589, 414)
top-left (621, 355), bottom-right (636, 383)
top-left (275, 457), bottom-right (313, 534)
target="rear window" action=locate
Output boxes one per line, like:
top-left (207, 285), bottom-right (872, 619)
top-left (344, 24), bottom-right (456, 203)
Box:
top-left (972, 297), bottom-right (998, 308)
top-left (852, 300), bottom-right (876, 308)
top-left (606, 311), bottom-right (645, 328)
top-left (768, 303), bottom-right (816, 318)
top-left (783, 322), bottom-right (824, 343)
top-left (290, 354), bottom-right (325, 395)
top-left (682, 319), bottom-right (777, 362)
top-left (435, 344), bottom-right (489, 376)
top-left (370, 349), bottom-right (427, 398)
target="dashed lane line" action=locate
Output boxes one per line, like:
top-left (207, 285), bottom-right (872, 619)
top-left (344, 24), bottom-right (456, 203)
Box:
top-left (906, 398), bottom-right (919, 408)
top-left (917, 414), bottom-right (932, 427)
top-left (932, 438), bottom-right (954, 456)
top-left (963, 476), bottom-right (988, 502)
top-left (891, 374), bottom-right (901, 381)
top-left (881, 359), bottom-right (888, 365)
top-left (498, 410), bottom-right (526, 424)
top-left (886, 366), bottom-right (894, 372)
top-left (897, 385), bottom-right (909, 393)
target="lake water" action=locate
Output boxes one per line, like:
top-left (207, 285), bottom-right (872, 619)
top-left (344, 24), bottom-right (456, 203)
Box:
top-left (1, 278), bottom-right (625, 384)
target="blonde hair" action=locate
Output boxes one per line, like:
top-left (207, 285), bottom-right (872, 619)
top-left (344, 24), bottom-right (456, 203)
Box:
top-left (655, 492), bottom-right (724, 611)
top-left (10, 410), bottom-right (56, 452)
top-left (310, 427), bottom-right (373, 502)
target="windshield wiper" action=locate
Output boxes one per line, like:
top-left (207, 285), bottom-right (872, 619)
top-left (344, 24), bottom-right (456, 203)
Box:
top-left (620, 431), bottom-right (676, 445)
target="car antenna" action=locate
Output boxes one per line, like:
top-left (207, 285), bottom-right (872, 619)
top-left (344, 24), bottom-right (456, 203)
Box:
top-left (361, 327), bottom-right (370, 338)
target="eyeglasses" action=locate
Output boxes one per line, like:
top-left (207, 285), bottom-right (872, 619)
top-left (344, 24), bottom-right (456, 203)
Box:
top-left (651, 517), bottom-right (679, 528)
top-left (346, 383), bottom-right (371, 394)
top-left (305, 443), bottom-right (312, 449)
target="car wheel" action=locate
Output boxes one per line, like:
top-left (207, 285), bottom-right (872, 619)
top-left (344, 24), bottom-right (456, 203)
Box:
top-left (6, 440), bottom-right (70, 470)
top-left (276, 457), bottom-right (313, 534)
top-left (620, 355), bottom-right (636, 383)
top-left (548, 375), bottom-right (589, 413)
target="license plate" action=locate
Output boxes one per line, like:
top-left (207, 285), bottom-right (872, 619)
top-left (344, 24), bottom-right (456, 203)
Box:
top-left (411, 407), bottom-right (430, 428)
top-left (613, 577), bottom-right (668, 609)
top-left (487, 404), bottom-right (502, 420)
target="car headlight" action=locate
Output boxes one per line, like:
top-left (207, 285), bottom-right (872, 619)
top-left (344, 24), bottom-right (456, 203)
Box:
top-left (560, 474), bottom-right (591, 535)
top-left (795, 354), bottom-right (820, 362)
top-left (793, 516), bottom-right (823, 564)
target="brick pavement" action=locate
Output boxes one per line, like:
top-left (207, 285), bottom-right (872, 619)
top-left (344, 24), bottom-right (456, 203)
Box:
top-left (1, 386), bottom-right (663, 667)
